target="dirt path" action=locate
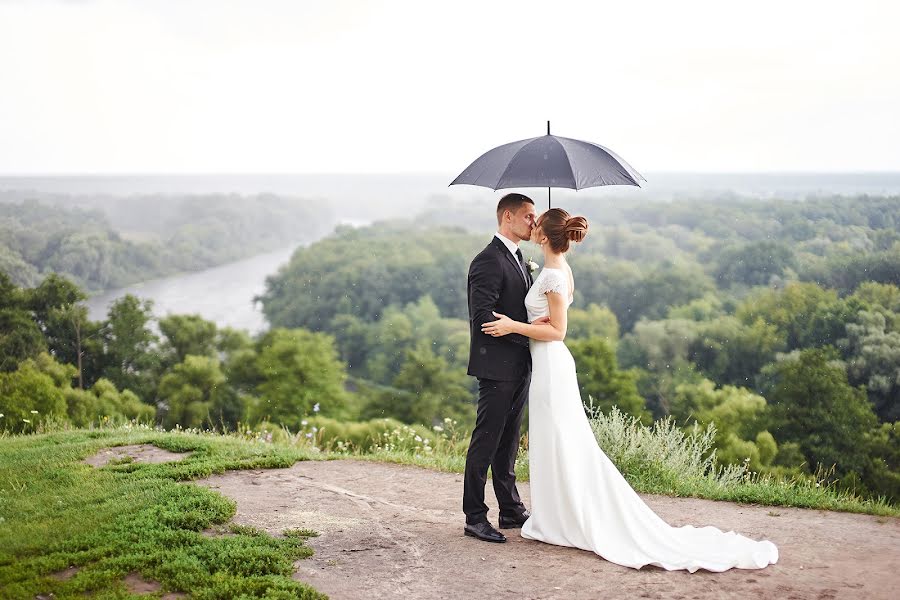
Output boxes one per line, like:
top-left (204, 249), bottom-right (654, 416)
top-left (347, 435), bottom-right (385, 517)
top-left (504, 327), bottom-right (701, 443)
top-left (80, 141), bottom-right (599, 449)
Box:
top-left (195, 459), bottom-right (899, 600)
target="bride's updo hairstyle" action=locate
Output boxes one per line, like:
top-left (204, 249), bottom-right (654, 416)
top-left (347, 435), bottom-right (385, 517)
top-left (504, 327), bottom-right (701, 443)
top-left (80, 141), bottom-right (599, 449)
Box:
top-left (537, 208), bottom-right (589, 253)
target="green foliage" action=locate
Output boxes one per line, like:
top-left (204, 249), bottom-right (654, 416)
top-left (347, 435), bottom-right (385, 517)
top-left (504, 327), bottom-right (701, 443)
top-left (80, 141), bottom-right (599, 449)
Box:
top-left (568, 337), bottom-right (649, 422)
top-left (102, 294), bottom-right (160, 400)
top-left (0, 306), bottom-right (46, 372)
top-left (671, 379), bottom-right (775, 471)
top-left (666, 293), bottom-right (727, 322)
top-left (864, 421), bottom-right (900, 501)
top-left (735, 282), bottom-right (850, 350)
top-left (801, 243), bottom-right (900, 293)
top-left (158, 355), bottom-right (230, 430)
top-left (566, 302), bottom-right (619, 341)
top-left (713, 240), bottom-right (796, 287)
top-left (0, 352), bottom-right (151, 433)
top-left (0, 355), bottom-right (67, 433)
top-left (372, 341), bottom-right (472, 426)
top-left (617, 318), bottom-right (699, 372)
top-left (230, 328), bottom-right (349, 429)
top-left (762, 348), bottom-right (880, 491)
top-left (159, 313), bottom-right (219, 363)
top-left (688, 315), bottom-right (786, 386)
top-left (263, 415), bottom-right (441, 454)
top-left (260, 222), bottom-right (485, 328)
top-left (598, 261), bottom-right (716, 333)
top-left (66, 378), bottom-right (155, 427)
top-left (841, 309), bottom-right (900, 421)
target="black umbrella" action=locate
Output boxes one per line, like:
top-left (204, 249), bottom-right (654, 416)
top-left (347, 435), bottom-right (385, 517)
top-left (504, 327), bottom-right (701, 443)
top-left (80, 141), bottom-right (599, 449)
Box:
top-left (450, 121), bottom-right (645, 207)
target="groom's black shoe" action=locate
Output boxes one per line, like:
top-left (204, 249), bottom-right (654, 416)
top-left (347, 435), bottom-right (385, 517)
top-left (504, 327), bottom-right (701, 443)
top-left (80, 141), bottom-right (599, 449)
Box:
top-left (464, 521), bottom-right (507, 543)
top-left (498, 510), bottom-right (531, 529)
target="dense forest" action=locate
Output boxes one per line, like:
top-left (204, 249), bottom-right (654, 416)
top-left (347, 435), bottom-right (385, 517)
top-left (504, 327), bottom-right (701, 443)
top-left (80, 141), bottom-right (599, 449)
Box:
top-left (0, 194), bottom-right (335, 291)
top-left (1, 193), bottom-right (898, 502)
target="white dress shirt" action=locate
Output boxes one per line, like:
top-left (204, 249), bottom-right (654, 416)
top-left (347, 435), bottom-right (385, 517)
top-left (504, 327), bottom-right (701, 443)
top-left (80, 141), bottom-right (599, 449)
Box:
top-left (494, 232), bottom-right (528, 283)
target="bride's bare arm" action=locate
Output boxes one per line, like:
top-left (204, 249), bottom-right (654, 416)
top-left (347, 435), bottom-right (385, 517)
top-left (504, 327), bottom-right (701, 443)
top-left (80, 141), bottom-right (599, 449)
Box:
top-left (481, 291), bottom-right (568, 341)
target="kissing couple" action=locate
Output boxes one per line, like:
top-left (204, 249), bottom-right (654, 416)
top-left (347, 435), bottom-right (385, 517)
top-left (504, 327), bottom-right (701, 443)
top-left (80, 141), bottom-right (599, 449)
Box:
top-left (462, 193), bottom-right (778, 572)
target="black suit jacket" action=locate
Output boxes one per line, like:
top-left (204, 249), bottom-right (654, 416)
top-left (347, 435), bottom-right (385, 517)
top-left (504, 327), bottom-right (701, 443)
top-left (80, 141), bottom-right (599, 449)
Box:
top-left (467, 236), bottom-right (533, 381)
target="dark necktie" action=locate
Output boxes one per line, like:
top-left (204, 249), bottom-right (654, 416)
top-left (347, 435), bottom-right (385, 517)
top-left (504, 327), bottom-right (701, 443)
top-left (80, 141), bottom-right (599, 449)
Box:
top-left (514, 248), bottom-right (529, 285)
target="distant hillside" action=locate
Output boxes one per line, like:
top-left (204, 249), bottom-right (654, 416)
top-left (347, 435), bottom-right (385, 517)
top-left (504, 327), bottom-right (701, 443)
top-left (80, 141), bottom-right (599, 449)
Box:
top-left (0, 194), bottom-right (335, 291)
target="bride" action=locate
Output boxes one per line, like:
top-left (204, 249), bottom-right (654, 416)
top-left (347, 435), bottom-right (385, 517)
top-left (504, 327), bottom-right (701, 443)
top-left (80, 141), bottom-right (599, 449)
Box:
top-left (481, 208), bottom-right (779, 572)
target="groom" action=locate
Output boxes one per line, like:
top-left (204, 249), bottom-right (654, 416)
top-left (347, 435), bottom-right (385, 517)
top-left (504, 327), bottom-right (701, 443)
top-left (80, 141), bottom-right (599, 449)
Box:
top-left (463, 193), bottom-right (539, 543)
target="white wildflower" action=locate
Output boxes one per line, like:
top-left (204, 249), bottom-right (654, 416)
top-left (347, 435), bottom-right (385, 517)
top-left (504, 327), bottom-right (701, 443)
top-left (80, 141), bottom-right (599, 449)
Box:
top-left (313, 403), bottom-right (320, 413)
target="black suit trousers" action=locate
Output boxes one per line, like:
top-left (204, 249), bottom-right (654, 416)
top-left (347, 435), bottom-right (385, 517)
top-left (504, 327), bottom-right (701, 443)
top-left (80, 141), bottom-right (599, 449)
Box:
top-left (462, 374), bottom-right (530, 525)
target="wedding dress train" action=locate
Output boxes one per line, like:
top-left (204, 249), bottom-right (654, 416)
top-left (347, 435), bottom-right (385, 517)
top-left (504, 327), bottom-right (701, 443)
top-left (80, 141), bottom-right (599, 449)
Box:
top-left (519, 268), bottom-right (778, 572)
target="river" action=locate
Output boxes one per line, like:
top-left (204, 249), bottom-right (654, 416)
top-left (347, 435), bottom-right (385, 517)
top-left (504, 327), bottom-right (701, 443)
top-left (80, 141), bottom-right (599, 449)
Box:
top-left (85, 216), bottom-right (370, 333)
top-left (85, 245), bottom-right (298, 334)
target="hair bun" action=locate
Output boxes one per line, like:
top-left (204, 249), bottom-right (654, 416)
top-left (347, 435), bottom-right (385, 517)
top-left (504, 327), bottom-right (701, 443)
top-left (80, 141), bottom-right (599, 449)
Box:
top-left (565, 216), bottom-right (589, 243)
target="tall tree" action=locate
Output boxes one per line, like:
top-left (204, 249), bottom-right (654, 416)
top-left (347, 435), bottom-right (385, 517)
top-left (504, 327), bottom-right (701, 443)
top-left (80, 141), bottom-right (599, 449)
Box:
top-left (102, 295), bottom-right (159, 401)
top-left (159, 314), bottom-right (218, 363)
top-left (234, 328), bottom-right (349, 428)
top-left (763, 347), bottom-right (878, 480)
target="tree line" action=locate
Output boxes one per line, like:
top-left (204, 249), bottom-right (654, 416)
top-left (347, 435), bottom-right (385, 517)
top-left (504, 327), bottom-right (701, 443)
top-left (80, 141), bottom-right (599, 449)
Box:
top-left (0, 195), bottom-right (335, 291)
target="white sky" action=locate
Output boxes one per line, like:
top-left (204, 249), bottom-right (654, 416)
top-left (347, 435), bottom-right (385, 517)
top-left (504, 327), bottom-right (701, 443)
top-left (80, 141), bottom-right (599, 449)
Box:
top-left (1, 0), bottom-right (898, 174)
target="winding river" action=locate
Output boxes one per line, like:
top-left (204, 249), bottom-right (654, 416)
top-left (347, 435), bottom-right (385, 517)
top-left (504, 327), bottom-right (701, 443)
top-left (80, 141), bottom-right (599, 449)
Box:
top-left (85, 245), bottom-right (298, 334)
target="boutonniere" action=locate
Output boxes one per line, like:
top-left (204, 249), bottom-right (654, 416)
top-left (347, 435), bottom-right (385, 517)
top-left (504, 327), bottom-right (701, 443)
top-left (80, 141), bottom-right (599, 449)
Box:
top-left (526, 257), bottom-right (539, 273)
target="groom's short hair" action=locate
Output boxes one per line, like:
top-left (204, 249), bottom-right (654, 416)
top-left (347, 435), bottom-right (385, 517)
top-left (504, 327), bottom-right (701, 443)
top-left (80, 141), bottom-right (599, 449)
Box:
top-left (496, 193), bottom-right (534, 224)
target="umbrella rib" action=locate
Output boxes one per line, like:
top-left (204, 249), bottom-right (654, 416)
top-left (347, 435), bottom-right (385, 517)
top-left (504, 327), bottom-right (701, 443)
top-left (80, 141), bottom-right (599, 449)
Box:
top-left (496, 138), bottom-right (541, 189)
top-left (552, 136), bottom-right (579, 190)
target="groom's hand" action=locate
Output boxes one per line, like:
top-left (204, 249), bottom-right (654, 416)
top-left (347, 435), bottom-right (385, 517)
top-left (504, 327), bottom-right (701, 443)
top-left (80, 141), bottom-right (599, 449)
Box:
top-left (532, 316), bottom-right (551, 325)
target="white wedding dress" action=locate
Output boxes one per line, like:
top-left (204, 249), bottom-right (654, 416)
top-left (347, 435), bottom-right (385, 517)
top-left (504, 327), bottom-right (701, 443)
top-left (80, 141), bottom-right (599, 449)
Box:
top-left (519, 268), bottom-right (778, 572)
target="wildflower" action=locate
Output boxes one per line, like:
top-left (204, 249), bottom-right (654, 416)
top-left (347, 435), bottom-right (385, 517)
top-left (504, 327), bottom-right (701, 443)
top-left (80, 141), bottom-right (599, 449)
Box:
top-left (414, 435), bottom-right (422, 442)
top-left (301, 420), bottom-right (308, 426)
top-left (432, 425), bottom-right (443, 432)
top-left (444, 417), bottom-right (452, 423)
top-left (306, 433), bottom-right (313, 439)
top-left (313, 403), bottom-right (320, 413)
top-left (22, 419), bottom-right (31, 424)
top-left (312, 427), bottom-right (318, 433)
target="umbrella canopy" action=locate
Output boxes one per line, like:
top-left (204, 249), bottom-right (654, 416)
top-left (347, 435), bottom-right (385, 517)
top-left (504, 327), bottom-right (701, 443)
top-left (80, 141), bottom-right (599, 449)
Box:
top-left (450, 122), bottom-right (645, 206)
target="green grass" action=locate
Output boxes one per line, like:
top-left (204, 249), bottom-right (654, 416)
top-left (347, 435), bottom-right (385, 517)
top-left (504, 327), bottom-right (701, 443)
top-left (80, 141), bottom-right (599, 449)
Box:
top-left (0, 426), bottom-right (327, 599)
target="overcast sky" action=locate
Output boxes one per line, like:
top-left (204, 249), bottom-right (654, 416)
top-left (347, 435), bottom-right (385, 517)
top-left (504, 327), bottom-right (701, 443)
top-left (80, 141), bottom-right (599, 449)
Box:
top-left (1, 0), bottom-right (898, 174)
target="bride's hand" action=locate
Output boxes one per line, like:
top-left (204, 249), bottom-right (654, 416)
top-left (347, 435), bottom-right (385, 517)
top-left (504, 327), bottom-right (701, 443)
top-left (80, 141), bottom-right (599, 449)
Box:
top-left (482, 311), bottom-right (516, 337)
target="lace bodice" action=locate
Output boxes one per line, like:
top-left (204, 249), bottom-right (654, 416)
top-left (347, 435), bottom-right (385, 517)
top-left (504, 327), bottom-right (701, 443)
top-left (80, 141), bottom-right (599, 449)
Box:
top-left (526, 268), bottom-right (573, 322)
